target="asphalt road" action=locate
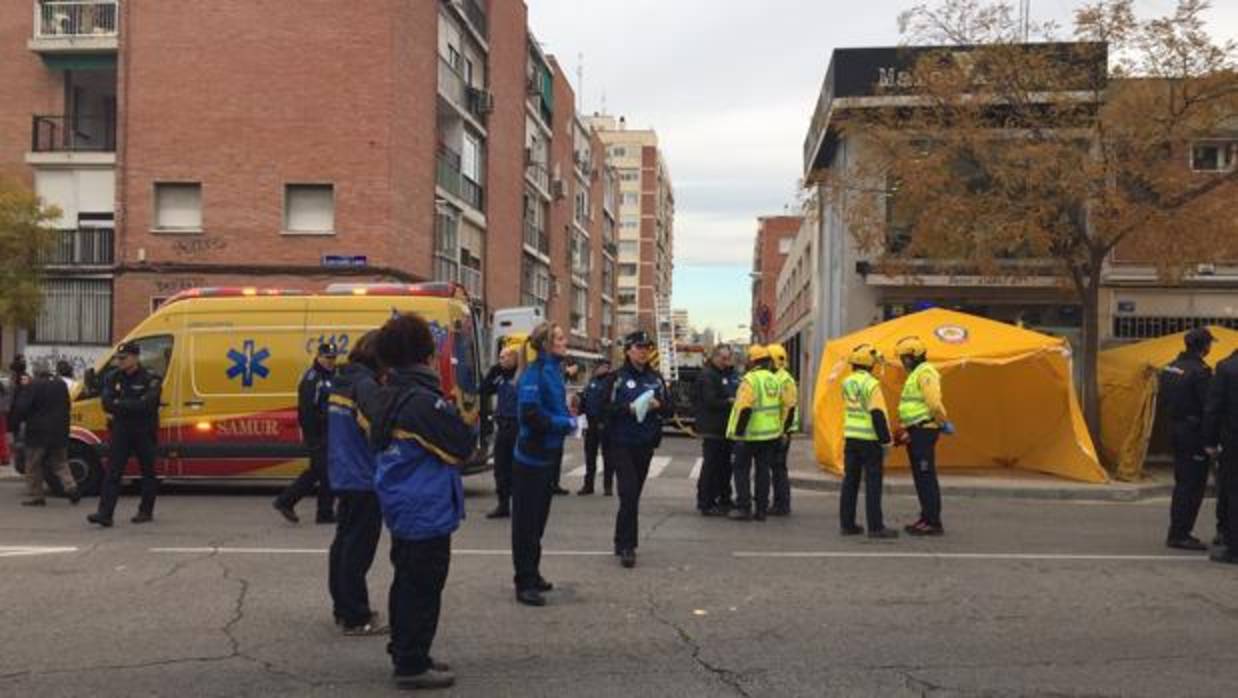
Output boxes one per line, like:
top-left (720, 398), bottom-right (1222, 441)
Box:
top-left (2, 435), bottom-right (1236, 697)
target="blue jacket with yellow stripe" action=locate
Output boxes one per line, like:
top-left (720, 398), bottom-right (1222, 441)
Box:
top-left (327, 362), bottom-right (379, 492)
top-left (362, 365), bottom-right (475, 541)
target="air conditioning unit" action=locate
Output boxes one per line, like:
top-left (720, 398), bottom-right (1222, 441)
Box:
top-left (470, 88), bottom-right (495, 114)
top-left (1197, 263), bottom-right (1217, 276)
top-left (552, 178), bottom-right (566, 200)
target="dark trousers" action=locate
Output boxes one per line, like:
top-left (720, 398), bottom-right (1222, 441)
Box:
top-left (1168, 423), bottom-right (1209, 540)
top-left (906, 427), bottom-right (942, 526)
top-left (841, 440), bottom-right (885, 531)
top-left (1220, 445), bottom-right (1238, 554)
top-left (277, 446), bottom-right (335, 519)
top-left (493, 420), bottom-right (517, 506)
top-left (329, 490), bottom-right (383, 627)
top-left (697, 437), bottom-right (734, 511)
top-left (1217, 458), bottom-right (1230, 540)
top-left (97, 425), bottom-right (158, 519)
top-left (511, 458), bottom-right (558, 590)
top-left (612, 444), bottom-right (654, 552)
top-left (388, 535), bottom-right (451, 676)
top-left (583, 426), bottom-right (613, 491)
top-left (732, 440), bottom-right (778, 514)
top-left (772, 438), bottom-right (791, 512)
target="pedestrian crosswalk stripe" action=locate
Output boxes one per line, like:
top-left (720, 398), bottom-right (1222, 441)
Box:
top-left (647, 456), bottom-right (672, 479)
top-left (689, 458), bottom-right (702, 480)
top-left (0, 546), bottom-right (78, 558)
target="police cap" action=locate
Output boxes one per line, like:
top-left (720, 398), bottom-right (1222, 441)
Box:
top-left (317, 342), bottom-right (342, 357)
top-left (117, 341), bottom-right (141, 357)
top-left (1185, 327), bottom-right (1215, 352)
top-left (623, 331), bottom-right (655, 349)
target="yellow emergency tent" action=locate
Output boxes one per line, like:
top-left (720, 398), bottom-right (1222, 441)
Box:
top-left (813, 309), bottom-right (1107, 483)
top-left (1099, 327), bottom-right (1238, 482)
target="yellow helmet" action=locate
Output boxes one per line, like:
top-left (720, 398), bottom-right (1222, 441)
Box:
top-left (747, 344), bottom-right (771, 363)
top-left (767, 344), bottom-right (788, 369)
top-left (848, 344), bottom-right (880, 369)
top-left (895, 336), bottom-right (927, 359)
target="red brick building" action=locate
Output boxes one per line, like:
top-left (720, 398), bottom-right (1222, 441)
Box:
top-left (0, 0), bottom-right (620, 369)
top-left (750, 215), bottom-right (801, 343)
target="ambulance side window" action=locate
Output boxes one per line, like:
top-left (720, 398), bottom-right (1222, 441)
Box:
top-left (454, 315), bottom-right (479, 395)
top-left (79, 335), bottom-right (174, 399)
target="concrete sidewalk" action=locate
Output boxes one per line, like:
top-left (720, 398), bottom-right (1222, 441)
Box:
top-left (786, 436), bottom-right (1175, 503)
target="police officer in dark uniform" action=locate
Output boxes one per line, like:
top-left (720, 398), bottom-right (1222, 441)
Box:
top-left (604, 330), bottom-right (672, 568)
top-left (88, 342), bottom-right (163, 527)
top-left (481, 344), bottom-right (520, 519)
top-left (1205, 343), bottom-right (1238, 565)
top-left (1161, 328), bottom-right (1215, 551)
top-left (578, 360), bottom-right (613, 496)
top-left (274, 343), bottom-right (339, 524)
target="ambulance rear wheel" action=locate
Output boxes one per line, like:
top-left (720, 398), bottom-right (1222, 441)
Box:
top-left (67, 442), bottom-right (103, 497)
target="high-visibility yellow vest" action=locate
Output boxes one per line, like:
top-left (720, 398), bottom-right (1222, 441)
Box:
top-left (775, 368), bottom-right (799, 432)
top-left (899, 361), bottom-right (940, 426)
top-left (727, 369), bottom-right (783, 442)
top-left (842, 371), bottom-right (881, 441)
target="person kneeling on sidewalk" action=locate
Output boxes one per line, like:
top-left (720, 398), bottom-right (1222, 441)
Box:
top-left (366, 313), bottom-right (475, 691)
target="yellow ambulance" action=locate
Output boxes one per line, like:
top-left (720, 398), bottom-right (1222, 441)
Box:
top-left (67, 283), bottom-right (485, 494)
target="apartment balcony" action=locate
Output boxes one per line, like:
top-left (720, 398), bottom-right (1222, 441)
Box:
top-left (27, 113), bottom-right (116, 167)
top-left (525, 161), bottom-right (550, 198)
top-left (438, 58), bottom-right (490, 126)
top-left (523, 220), bottom-right (549, 257)
top-left (29, 1), bottom-right (118, 53)
top-left (40, 227), bottom-right (114, 268)
top-left (459, 0), bottom-right (487, 40)
top-left (436, 144), bottom-right (484, 212)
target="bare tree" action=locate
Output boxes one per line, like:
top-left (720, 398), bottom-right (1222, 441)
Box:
top-left (829, 0), bottom-right (1237, 450)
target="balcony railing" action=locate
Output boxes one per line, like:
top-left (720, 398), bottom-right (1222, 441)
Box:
top-left (461, 175), bottom-right (483, 211)
top-left (40, 227), bottom-right (114, 266)
top-left (460, 265), bottom-right (483, 299)
top-left (31, 114), bottom-right (115, 153)
top-left (461, 0), bottom-right (488, 39)
top-left (523, 220), bottom-right (549, 256)
top-left (34, 1), bottom-right (118, 40)
top-left (438, 58), bottom-right (467, 110)
top-left (436, 144), bottom-right (463, 199)
top-left (526, 161), bottom-right (550, 193)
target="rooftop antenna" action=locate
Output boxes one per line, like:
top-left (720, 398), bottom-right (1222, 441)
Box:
top-left (577, 52), bottom-right (584, 112)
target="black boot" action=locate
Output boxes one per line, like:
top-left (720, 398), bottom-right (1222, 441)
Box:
top-left (486, 503), bottom-right (511, 519)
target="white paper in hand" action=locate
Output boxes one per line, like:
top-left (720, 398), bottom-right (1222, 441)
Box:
top-left (632, 389), bottom-right (656, 424)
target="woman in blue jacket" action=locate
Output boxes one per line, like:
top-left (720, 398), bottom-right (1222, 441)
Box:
top-left (511, 322), bottom-right (576, 607)
top-left (364, 313), bottom-right (475, 691)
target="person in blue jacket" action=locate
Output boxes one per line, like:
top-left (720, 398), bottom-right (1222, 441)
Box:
top-left (578, 360), bottom-right (613, 496)
top-left (363, 312), bottom-right (474, 691)
top-left (511, 322), bottom-right (576, 607)
top-left (605, 330), bottom-right (673, 569)
top-left (326, 330), bottom-right (386, 636)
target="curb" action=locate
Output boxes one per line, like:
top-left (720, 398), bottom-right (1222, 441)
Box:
top-left (789, 474), bottom-right (1174, 503)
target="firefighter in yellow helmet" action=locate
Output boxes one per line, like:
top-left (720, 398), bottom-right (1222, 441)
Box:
top-left (725, 345), bottom-right (793, 521)
top-left (840, 345), bottom-right (897, 538)
top-left (766, 344), bottom-right (798, 516)
top-left (895, 336), bottom-right (953, 536)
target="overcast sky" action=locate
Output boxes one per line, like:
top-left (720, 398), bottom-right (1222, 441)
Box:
top-left (526, 0), bottom-right (1238, 339)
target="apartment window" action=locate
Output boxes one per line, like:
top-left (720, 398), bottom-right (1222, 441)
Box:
top-left (622, 192), bottom-right (639, 206)
top-left (433, 212), bottom-right (460, 283)
top-left (1191, 141), bottom-right (1235, 172)
top-left (153, 182), bottom-right (202, 232)
top-left (571, 231), bottom-right (590, 276)
top-left (601, 300), bottom-right (614, 339)
top-left (462, 134), bottom-right (483, 181)
top-left (619, 240), bottom-right (638, 258)
top-left (571, 286), bottom-right (588, 334)
top-left (617, 291), bottom-right (637, 307)
top-left (31, 278), bottom-right (112, 345)
top-left (284, 184), bottom-right (335, 234)
top-left (610, 146), bottom-right (627, 157)
top-left (602, 258), bottom-right (615, 293)
top-left (620, 170), bottom-right (640, 182)
top-left (619, 263), bottom-right (638, 277)
top-left (779, 238), bottom-right (793, 254)
top-left (521, 255), bottom-right (551, 311)
top-left (574, 188), bottom-right (590, 225)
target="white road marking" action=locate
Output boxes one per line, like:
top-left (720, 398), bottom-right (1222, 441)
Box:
top-left (0, 545), bottom-right (78, 558)
top-left (151, 547), bottom-right (325, 555)
top-left (647, 456), bottom-right (673, 479)
top-left (732, 551), bottom-right (1213, 562)
top-left (689, 458), bottom-right (703, 480)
